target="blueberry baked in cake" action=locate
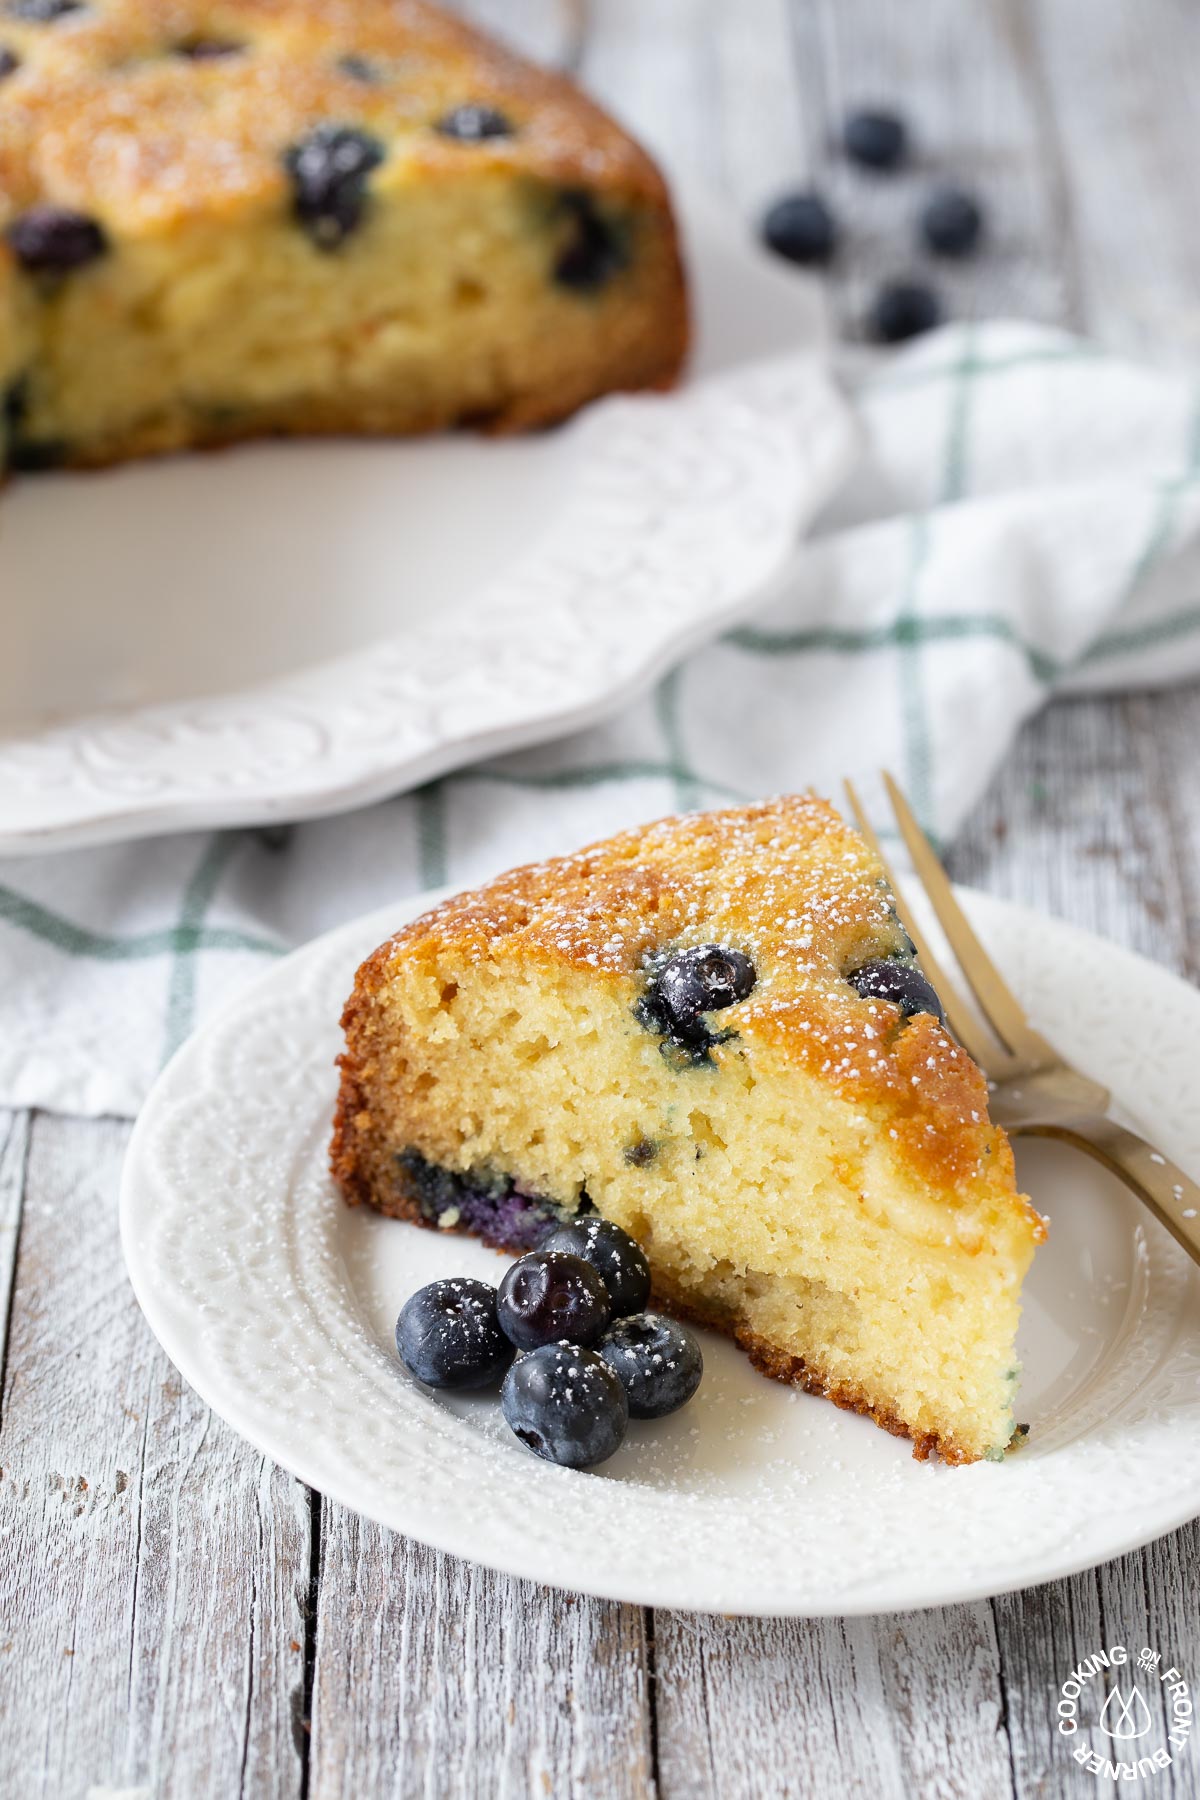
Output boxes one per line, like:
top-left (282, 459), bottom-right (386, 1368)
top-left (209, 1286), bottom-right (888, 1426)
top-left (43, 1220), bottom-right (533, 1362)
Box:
top-left (0, 0), bottom-right (687, 475)
top-left (332, 796), bottom-right (1046, 1465)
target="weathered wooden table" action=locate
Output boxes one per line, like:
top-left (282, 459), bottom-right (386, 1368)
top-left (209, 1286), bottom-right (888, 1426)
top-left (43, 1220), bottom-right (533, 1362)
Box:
top-left (3, 3), bottom-right (1199, 1794)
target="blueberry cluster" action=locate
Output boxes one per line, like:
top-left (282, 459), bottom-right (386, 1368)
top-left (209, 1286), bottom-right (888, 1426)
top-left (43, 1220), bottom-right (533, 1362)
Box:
top-left (761, 105), bottom-right (986, 342)
top-left (395, 1216), bottom-right (703, 1470)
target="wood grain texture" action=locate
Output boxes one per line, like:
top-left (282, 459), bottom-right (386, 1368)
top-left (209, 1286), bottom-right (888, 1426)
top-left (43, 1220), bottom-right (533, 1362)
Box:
top-left (654, 1606), bottom-right (1012, 1800)
top-left (1151, 685), bottom-right (1200, 985)
top-left (1028, 0), bottom-right (1200, 357)
top-left (989, 1527), bottom-right (1200, 1800)
top-left (309, 1512), bottom-right (653, 1800)
top-left (0, 1115), bottom-right (309, 1800)
top-left (949, 692), bottom-right (1197, 972)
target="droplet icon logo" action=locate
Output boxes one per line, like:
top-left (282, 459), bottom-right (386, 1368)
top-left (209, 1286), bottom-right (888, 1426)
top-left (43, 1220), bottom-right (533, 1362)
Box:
top-left (1099, 1683), bottom-right (1153, 1741)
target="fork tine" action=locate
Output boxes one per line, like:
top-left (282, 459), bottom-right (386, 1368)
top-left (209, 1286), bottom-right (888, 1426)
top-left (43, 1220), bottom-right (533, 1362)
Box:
top-left (842, 780), bottom-right (1016, 1076)
top-left (880, 771), bottom-right (1057, 1069)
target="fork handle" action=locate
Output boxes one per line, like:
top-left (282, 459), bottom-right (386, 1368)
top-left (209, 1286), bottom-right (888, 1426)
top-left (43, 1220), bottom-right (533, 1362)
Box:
top-left (1012, 1114), bottom-right (1200, 1270)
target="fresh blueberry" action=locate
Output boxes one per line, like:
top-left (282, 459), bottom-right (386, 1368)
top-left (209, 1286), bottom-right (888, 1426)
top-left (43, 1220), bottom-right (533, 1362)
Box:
top-left (868, 280), bottom-right (942, 343)
top-left (847, 956), bottom-right (945, 1024)
top-left (6, 0), bottom-right (83, 19)
top-left (394, 1277), bottom-right (515, 1390)
top-left (598, 1312), bottom-right (703, 1419)
top-left (0, 45), bottom-right (19, 77)
top-left (660, 945), bottom-right (756, 1016)
top-left (284, 124), bottom-right (385, 249)
top-left (436, 103), bottom-right (514, 142)
top-left (761, 190), bottom-right (837, 265)
top-left (501, 1342), bottom-right (629, 1468)
top-left (554, 191), bottom-right (626, 292)
top-left (6, 206), bottom-right (107, 274)
top-left (843, 107), bottom-right (908, 170)
top-left (657, 944), bottom-right (756, 1042)
top-left (921, 185), bottom-right (984, 257)
top-left (497, 1251), bottom-right (610, 1350)
top-left (540, 1217), bottom-right (651, 1320)
top-left (176, 36), bottom-right (243, 59)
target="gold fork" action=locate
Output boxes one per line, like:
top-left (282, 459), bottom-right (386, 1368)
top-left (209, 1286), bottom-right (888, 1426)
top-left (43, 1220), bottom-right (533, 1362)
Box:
top-left (844, 772), bottom-right (1200, 1269)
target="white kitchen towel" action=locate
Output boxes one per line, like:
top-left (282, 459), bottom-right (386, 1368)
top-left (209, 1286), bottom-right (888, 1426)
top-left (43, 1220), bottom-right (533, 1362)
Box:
top-left (3, 318), bottom-right (1200, 1118)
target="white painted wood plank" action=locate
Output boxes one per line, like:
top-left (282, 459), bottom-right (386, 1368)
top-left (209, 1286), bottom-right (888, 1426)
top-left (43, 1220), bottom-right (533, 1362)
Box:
top-left (992, 1527), bottom-right (1200, 1800)
top-left (1028, 0), bottom-right (1200, 356)
top-left (948, 692), bottom-right (1196, 973)
top-left (309, 1510), bottom-right (653, 1800)
top-left (654, 1605), bottom-right (1012, 1800)
top-left (1154, 684), bottom-right (1200, 983)
top-left (0, 1115), bottom-right (309, 1800)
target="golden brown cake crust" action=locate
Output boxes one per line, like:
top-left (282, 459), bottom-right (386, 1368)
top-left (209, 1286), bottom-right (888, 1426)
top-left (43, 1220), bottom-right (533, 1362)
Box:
top-left (0, 0), bottom-right (672, 225)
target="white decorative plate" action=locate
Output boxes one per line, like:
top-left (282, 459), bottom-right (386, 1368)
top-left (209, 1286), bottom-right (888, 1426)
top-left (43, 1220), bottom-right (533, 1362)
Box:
top-left (121, 883), bottom-right (1200, 1616)
top-left (0, 204), bottom-right (852, 855)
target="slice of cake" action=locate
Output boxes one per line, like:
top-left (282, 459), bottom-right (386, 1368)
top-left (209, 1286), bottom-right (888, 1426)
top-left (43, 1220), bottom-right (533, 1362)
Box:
top-left (332, 796), bottom-right (1045, 1464)
top-left (0, 0), bottom-right (686, 476)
